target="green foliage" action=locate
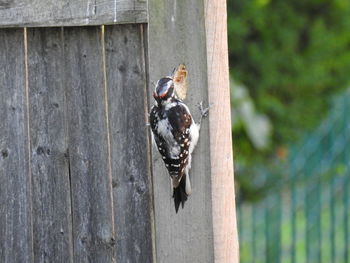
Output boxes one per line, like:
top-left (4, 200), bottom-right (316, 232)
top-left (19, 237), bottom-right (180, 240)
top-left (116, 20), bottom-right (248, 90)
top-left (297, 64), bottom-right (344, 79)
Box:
top-left (228, 0), bottom-right (350, 184)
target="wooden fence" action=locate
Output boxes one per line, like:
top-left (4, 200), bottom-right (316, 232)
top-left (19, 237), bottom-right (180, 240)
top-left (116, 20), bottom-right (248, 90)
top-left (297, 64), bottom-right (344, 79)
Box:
top-left (0, 0), bottom-right (238, 262)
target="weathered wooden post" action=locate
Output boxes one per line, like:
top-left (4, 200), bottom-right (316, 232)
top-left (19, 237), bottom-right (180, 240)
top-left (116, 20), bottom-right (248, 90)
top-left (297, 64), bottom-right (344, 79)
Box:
top-left (0, 0), bottom-right (238, 262)
top-left (204, 1), bottom-right (239, 261)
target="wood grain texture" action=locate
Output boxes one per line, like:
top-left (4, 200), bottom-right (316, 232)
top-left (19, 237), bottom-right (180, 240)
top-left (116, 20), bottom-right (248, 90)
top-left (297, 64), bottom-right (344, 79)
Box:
top-left (63, 26), bottom-right (116, 262)
top-left (0, 0), bottom-right (147, 28)
top-left (204, 1), bottom-right (239, 262)
top-left (104, 24), bottom-right (154, 263)
top-left (148, 0), bottom-right (214, 262)
top-left (1, 24), bottom-right (159, 262)
top-left (27, 27), bottom-right (73, 263)
top-left (0, 28), bottom-right (33, 263)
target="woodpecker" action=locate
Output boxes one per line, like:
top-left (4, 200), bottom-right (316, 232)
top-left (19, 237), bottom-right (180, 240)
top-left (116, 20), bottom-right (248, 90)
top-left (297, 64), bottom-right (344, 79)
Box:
top-left (149, 67), bottom-right (208, 213)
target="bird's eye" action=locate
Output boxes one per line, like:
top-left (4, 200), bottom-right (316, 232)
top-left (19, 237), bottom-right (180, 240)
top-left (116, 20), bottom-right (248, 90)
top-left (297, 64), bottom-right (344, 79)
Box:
top-left (156, 78), bottom-right (173, 97)
top-left (157, 85), bottom-right (169, 97)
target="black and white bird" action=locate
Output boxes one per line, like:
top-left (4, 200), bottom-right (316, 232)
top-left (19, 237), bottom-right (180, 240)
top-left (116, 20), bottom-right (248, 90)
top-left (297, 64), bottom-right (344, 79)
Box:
top-left (149, 70), bottom-right (208, 213)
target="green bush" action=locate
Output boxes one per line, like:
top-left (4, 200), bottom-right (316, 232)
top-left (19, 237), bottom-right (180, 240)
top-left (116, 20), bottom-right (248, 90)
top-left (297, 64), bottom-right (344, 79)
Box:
top-left (228, 0), bottom-right (350, 200)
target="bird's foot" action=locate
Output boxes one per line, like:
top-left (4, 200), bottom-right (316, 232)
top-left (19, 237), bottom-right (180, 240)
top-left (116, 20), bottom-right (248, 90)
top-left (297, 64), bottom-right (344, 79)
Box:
top-left (197, 101), bottom-right (212, 126)
top-left (198, 101), bottom-right (210, 117)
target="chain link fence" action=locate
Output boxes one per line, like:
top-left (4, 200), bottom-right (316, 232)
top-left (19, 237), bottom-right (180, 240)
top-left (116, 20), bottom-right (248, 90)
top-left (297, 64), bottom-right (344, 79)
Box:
top-left (237, 88), bottom-right (350, 263)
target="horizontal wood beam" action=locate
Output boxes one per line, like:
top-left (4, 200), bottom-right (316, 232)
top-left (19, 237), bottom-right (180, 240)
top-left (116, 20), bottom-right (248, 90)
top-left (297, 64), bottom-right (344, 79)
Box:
top-left (0, 0), bottom-right (147, 28)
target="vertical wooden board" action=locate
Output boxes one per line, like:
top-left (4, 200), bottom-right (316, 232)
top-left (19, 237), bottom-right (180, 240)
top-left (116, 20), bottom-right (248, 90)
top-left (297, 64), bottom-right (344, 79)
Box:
top-left (204, 0), bottom-right (239, 262)
top-left (0, 29), bottom-right (33, 263)
top-left (63, 26), bottom-right (115, 262)
top-left (104, 24), bottom-right (154, 263)
top-left (27, 27), bottom-right (73, 263)
top-left (148, 1), bottom-right (214, 262)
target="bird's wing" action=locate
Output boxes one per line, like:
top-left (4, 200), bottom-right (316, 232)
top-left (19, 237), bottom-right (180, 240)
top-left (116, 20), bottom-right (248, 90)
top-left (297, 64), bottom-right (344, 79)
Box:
top-left (149, 103), bottom-right (192, 182)
top-left (166, 103), bottom-right (192, 182)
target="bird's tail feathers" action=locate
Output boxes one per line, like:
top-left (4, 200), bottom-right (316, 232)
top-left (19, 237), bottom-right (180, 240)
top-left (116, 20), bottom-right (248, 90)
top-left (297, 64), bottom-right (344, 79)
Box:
top-left (173, 175), bottom-right (188, 213)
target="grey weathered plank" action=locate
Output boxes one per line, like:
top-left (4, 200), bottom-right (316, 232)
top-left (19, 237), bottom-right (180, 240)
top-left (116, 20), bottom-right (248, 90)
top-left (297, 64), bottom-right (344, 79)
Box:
top-left (63, 26), bottom-right (116, 262)
top-left (0, 0), bottom-right (147, 28)
top-left (104, 24), bottom-right (154, 263)
top-left (27, 27), bottom-right (73, 263)
top-left (148, 0), bottom-right (214, 262)
top-left (0, 28), bottom-right (33, 263)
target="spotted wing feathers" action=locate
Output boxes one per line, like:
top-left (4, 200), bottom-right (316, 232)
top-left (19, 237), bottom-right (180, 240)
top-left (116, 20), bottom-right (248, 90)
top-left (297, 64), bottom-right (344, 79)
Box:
top-left (150, 102), bottom-right (192, 182)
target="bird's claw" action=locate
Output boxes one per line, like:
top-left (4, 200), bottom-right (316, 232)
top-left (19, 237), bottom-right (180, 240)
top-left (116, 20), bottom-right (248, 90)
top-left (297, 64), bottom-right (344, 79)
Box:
top-left (199, 101), bottom-right (210, 117)
top-left (197, 101), bottom-right (212, 126)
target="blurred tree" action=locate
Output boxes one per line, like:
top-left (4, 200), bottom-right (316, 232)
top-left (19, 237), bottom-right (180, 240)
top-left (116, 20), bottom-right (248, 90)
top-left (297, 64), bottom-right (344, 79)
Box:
top-left (228, 0), bottom-right (350, 201)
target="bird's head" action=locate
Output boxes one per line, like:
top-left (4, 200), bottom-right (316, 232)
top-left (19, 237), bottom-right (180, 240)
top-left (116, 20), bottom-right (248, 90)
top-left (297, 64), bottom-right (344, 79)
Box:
top-left (153, 77), bottom-right (175, 102)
